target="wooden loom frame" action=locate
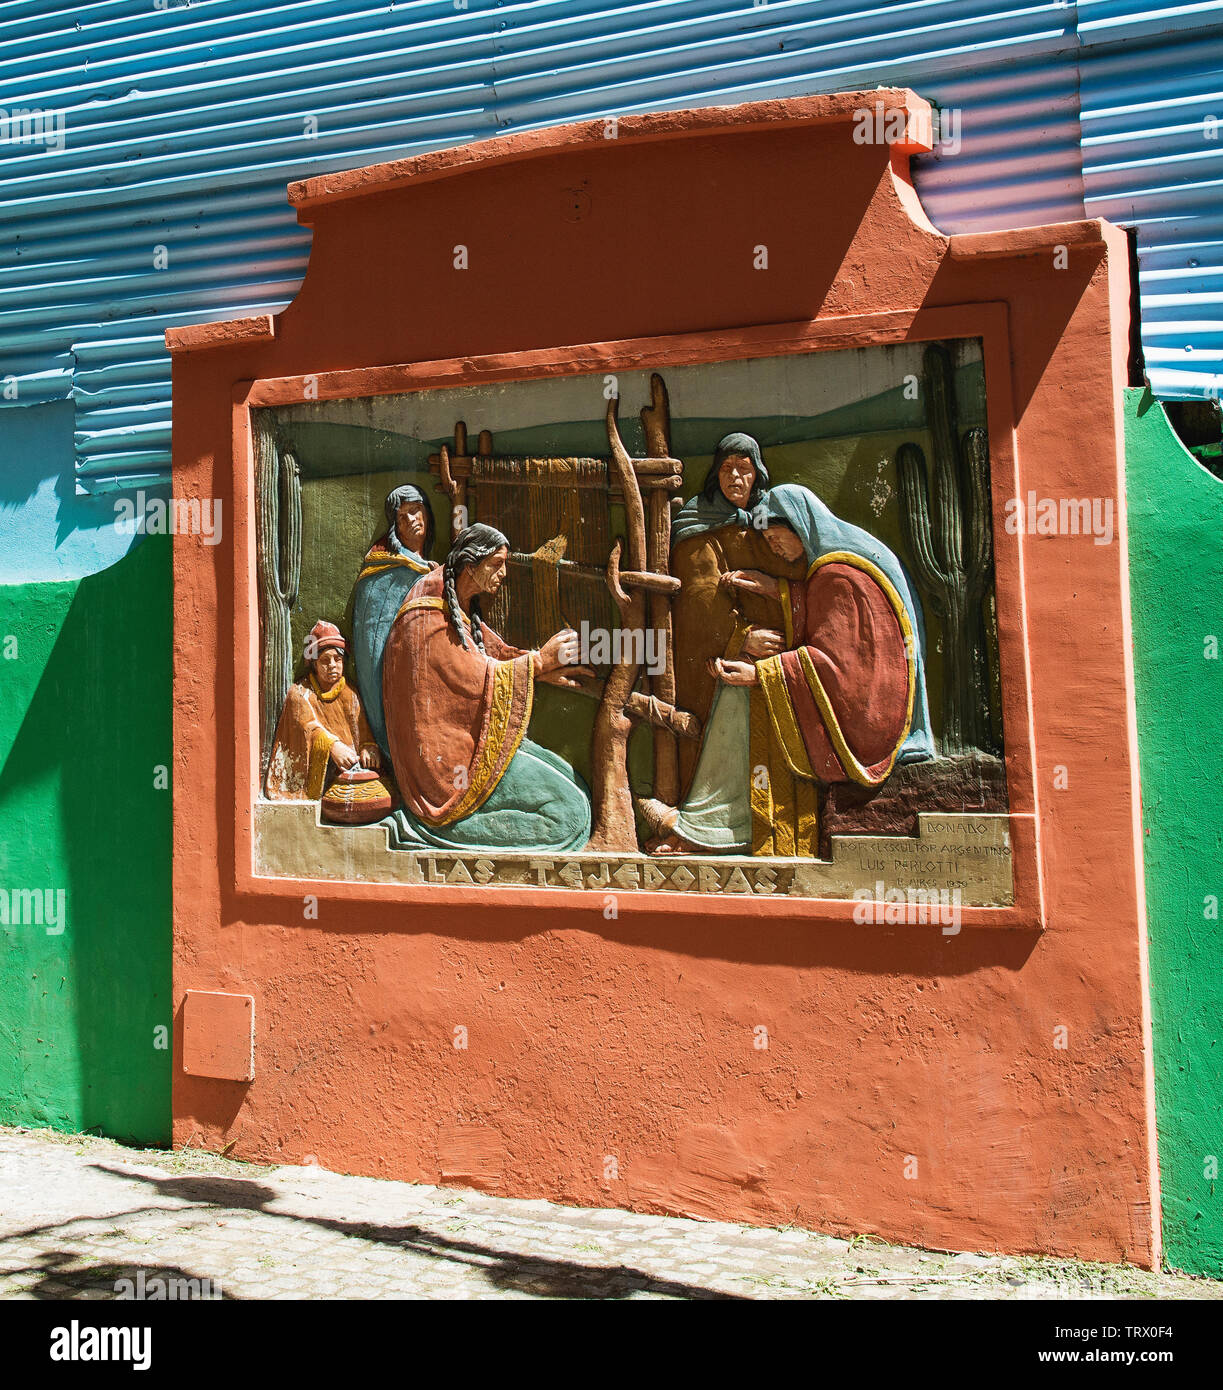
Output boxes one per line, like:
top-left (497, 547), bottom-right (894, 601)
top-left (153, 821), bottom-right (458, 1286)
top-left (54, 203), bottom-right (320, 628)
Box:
top-left (427, 373), bottom-right (698, 851)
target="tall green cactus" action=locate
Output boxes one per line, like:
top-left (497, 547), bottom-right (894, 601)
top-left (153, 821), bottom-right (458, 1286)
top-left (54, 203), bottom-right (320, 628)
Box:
top-left (255, 433), bottom-right (302, 778)
top-left (896, 346), bottom-right (994, 756)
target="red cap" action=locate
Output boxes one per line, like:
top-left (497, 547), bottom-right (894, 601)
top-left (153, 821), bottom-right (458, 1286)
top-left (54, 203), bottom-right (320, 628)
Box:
top-left (304, 620), bottom-right (346, 660)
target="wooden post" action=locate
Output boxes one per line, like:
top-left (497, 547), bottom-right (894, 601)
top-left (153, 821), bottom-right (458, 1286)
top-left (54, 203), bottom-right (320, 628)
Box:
top-left (641, 374), bottom-right (679, 806)
top-left (586, 397), bottom-right (648, 852)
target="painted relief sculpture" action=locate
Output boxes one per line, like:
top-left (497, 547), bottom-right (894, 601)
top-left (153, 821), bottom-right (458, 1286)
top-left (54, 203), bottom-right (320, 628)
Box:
top-left (255, 434), bottom-right (302, 776)
top-left (645, 484), bottom-right (928, 855)
top-left (381, 524), bottom-right (594, 852)
top-left (353, 484), bottom-right (437, 756)
top-left (265, 621), bottom-right (382, 801)
top-left (765, 482), bottom-right (933, 767)
top-left (254, 347), bottom-right (1005, 894)
top-left (424, 381), bottom-right (694, 854)
top-left (586, 392), bottom-right (692, 850)
top-left (671, 433), bottom-right (771, 542)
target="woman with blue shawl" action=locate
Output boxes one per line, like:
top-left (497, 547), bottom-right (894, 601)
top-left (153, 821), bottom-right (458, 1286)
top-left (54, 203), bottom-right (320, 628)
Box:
top-left (671, 432), bottom-right (771, 544)
top-left (647, 483), bottom-right (934, 858)
top-left (353, 484), bottom-right (436, 756)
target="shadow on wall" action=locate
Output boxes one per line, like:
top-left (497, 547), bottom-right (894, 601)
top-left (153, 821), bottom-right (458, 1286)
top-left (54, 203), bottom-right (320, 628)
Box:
top-left (0, 401), bottom-right (145, 582)
top-left (0, 534), bottom-right (171, 1143)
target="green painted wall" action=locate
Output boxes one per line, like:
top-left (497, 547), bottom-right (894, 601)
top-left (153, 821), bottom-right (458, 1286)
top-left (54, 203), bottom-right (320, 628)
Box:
top-left (0, 535), bottom-right (171, 1143)
top-left (1126, 388), bottom-right (1223, 1276)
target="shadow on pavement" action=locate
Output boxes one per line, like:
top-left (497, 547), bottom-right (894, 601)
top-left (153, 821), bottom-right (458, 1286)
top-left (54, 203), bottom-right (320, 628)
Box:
top-left (1, 1164), bottom-right (746, 1301)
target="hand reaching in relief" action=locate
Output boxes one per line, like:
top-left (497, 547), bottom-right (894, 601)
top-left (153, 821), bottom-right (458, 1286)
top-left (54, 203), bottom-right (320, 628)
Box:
top-left (718, 569), bottom-right (781, 601)
top-left (707, 656), bottom-right (759, 687)
top-left (360, 746), bottom-right (381, 770)
top-left (535, 628), bottom-right (595, 689)
top-left (742, 626), bottom-right (783, 658)
top-left (329, 740), bottom-right (359, 771)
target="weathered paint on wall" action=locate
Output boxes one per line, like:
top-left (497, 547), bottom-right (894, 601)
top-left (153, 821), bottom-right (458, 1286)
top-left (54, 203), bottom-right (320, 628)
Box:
top-left (1125, 389), bottom-right (1223, 1277)
top-left (0, 536), bottom-right (171, 1143)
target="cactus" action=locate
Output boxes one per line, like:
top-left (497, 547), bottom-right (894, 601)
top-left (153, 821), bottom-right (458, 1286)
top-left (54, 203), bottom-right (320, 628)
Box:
top-left (896, 345), bottom-right (994, 756)
top-left (255, 433), bottom-right (302, 778)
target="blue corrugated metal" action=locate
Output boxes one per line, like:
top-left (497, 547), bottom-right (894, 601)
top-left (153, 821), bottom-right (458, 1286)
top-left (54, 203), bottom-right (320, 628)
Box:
top-left (0, 0), bottom-right (1218, 493)
top-left (1079, 1), bottom-right (1223, 401)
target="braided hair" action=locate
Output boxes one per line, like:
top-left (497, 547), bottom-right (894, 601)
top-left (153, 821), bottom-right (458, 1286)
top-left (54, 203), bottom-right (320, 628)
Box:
top-left (442, 523), bottom-right (509, 653)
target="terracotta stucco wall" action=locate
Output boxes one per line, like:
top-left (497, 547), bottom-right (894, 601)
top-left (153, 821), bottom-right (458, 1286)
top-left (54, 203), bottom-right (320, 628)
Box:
top-left (169, 96), bottom-right (1157, 1263)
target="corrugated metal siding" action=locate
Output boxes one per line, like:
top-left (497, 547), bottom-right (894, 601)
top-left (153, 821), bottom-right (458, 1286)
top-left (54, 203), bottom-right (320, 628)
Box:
top-left (0, 0), bottom-right (1217, 493)
top-left (1079, 1), bottom-right (1223, 401)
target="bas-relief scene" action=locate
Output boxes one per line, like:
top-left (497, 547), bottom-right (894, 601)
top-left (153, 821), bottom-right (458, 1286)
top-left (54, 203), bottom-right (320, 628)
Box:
top-left (251, 341), bottom-right (1013, 904)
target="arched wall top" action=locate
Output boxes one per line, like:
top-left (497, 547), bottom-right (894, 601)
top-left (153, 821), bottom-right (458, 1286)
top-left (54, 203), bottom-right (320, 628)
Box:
top-left (165, 90), bottom-right (1118, 372)
top-left (165, 90), bottom-right (1123, 371)
top-left (284, 89), bottom-right (935, 216)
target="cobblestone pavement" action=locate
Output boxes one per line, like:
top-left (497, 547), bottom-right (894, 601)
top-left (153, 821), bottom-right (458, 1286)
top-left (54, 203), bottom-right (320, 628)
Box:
top-left (1, 1127), bottom-right (1218, 1301)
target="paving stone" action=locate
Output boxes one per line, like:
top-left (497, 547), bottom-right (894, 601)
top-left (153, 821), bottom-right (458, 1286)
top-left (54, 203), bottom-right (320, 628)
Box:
top-left (1, 1125), bottom-right (1219, 1302)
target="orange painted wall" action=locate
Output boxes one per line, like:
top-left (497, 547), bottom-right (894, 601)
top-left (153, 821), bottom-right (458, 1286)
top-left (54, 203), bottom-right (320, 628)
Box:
top-left (169, 94), bottom-right (1158, 1264)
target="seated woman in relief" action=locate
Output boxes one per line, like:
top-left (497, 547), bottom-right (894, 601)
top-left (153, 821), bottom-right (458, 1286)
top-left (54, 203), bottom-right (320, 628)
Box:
top-left (265, 621), bottom-right (381, 801)
top-left (381, 523), bottom-right (594, 853)
top-left (646, 484), bottom-right (934, 857)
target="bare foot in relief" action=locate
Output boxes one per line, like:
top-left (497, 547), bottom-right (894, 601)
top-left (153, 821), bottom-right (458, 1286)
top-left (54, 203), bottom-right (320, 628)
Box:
top-left (648, 830), bottom-right (704, 856)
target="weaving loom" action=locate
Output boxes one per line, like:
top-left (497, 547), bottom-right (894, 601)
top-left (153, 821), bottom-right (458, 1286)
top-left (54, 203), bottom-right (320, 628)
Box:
top-left (427, 437), bottom-right (618, 652)
top-left (427, 378), bottom-right (698, 849)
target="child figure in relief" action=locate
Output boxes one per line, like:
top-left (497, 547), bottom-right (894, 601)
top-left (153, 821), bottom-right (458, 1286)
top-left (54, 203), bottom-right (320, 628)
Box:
top-left (265, 620), bottom-right (382, 801)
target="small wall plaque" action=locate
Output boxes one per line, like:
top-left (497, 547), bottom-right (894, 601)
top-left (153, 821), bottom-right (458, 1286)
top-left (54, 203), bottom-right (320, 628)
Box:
top-left (182, 990), bottom-right (255, 1082)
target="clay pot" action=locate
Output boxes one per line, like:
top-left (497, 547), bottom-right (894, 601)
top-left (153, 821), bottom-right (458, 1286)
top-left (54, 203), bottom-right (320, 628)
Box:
top-left (321, 767), bottom-right (394, 825)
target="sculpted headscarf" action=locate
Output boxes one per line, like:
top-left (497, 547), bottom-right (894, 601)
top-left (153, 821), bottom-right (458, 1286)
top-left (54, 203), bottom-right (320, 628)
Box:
top-left (383, 484), bottom-right (436, 562)
top-left (766, 483), bottom-right (935, 764)
top-left (672, 432), bottom-right (771, 544)
top-left (352, 484), bottom-right (436, 756)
